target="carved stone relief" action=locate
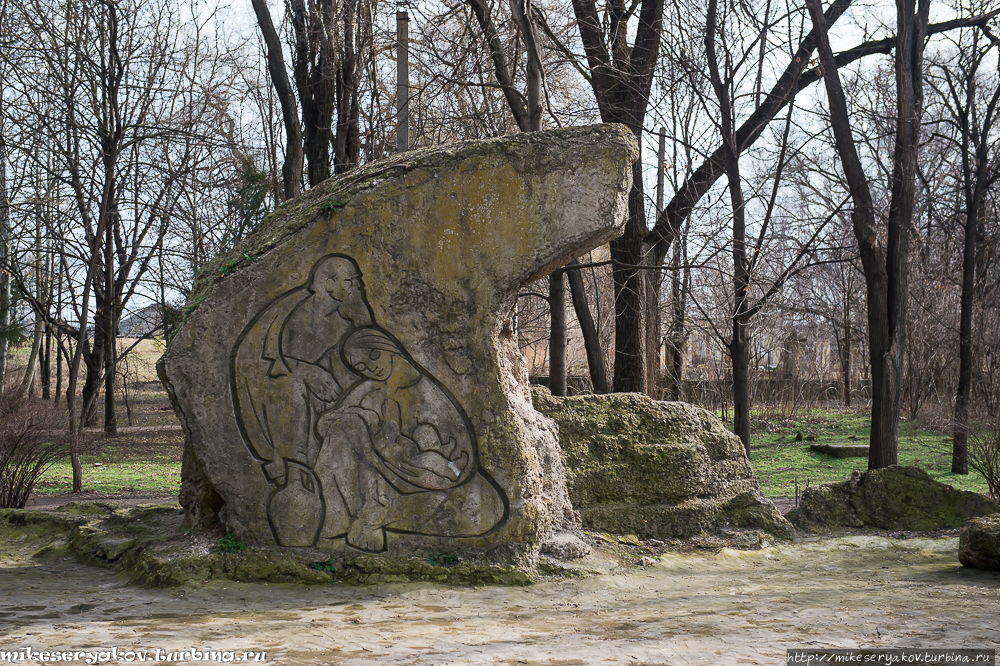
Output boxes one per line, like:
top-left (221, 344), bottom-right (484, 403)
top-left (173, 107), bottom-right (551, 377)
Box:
top-left (160, 125), bottom-right (638, 564)
top-left (231, 255), bottom-right (507, 551)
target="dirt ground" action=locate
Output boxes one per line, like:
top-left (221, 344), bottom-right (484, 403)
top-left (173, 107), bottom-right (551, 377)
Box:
top-left (21, 492), bottom-right (179, 511)
top-left (1, 533), bottom-right (997, 665)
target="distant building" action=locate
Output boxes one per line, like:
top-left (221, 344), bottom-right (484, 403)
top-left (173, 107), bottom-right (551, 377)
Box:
top-left (118, 304), bottom-right (165, 338)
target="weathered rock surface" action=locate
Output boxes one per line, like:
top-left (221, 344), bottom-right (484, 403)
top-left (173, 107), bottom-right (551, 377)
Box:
top-left (959, 513), bottom-right (1000, 570)
top-left (532, 389), bottom-right (793, 541)
top-left (158, 125), bottom-right (637, 568)
top-left (795, 466), bottom-right (998, 531)
top-left (810, 443), bottom-right (869, 459)
top-left (0, 504), bottom-right (535, 586)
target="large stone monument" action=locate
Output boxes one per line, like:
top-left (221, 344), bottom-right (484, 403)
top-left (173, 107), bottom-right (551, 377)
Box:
top-left (159, 125), bottom-right (637, 568)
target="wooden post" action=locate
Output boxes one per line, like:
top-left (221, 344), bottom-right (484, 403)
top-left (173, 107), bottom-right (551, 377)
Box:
top-left (396, 10), bottom-right (409, 153)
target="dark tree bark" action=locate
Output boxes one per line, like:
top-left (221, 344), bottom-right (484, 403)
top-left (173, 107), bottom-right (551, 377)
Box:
top-left (645, 270), bottom-right (661, 395)
top-left (334, 0), bottom-right (362, 174)
top-left (667, 237), bottom-right (689, 400)
top-left (706, 0), bottom-right (752, 453)
top-left (841, 301), bottom-right (852, 407)
top-left (250, 0), bottom-right (303, 200)
top-left (806, 0), bottom-right (928, 470)
top-left (567, 262), bottom-right (609, 393)
top-left (464, 0), bottom-right (535, 132)
top-left (549, 271), bottom-right (567, 396)
top-left (609, 160), bottom-right (650, 393)
top-left (508, 0), bottom-right (543, 132)
top-left (933, 39), bottom-right (1000, 474)
top-left (289, 0), bottom-right (336, 184)
top-left (570, 0), bottom-right (663, 393)
top-left (645, 1), bottom-right (996, 267)
top-left (41, 323), bottom-right (51, 400)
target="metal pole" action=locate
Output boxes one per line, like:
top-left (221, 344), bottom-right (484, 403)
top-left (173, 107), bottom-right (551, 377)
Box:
top-left (655, 126), bottom-right (666, 215)
top-left (396, 10), bottom-right (409, 153)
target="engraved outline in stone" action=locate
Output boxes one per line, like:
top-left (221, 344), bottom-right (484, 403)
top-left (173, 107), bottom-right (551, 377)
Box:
top-left (229, 253), bottom-right (508, 550)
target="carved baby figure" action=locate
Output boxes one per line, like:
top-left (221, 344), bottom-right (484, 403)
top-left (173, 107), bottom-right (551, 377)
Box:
top-left (313, 327), bottom-right (482, 552)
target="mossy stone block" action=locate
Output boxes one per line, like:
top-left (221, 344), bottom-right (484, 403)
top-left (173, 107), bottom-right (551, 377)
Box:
top-left (797, 466), bottom-right (998, 531)
top-left (959, 513), bottom-right (1000, 570)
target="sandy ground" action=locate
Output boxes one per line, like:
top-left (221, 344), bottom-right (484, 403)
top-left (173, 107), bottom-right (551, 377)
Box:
top-left (1, 534), bottom-right (998, 665)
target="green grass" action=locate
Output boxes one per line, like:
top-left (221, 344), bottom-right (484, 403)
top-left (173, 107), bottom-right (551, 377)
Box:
top-left (12, 339), bottom-right (993, 505)
top-left (33, 432), bottom-right (183, 495)
top-left (748, 407), bottom-right (992, 497)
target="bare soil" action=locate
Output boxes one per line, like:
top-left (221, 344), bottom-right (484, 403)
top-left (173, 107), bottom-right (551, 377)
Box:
top-left (1, 535), bottom-right (997, 665)
top-left (22, 492), bottom-right (178, 511)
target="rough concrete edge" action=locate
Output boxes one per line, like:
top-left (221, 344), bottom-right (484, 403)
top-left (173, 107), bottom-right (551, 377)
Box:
top-left (155, 357), bottom-right (225, 530)
top-left (177, 124), bottom-right (638, 329)
top-left (2, 503), bottom-right (547, 588)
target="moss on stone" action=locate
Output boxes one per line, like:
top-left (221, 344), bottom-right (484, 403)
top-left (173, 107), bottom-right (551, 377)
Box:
top-left (959, 513), bottom-right (1000, 570)
top-left (796, 466), bottom-right (999, 532)
top-left (179, 124), bottom-right (637, 326)
top-left (533, 389), bottom-right (792, 542)
top-left (0, 508), bottom-right (90, 534)
top-left (1, 502), bottom-right (539, 587)
top-left (809, 444), bottom-right (869, 459)
top-left (532, 389), bottom-right (757, 505)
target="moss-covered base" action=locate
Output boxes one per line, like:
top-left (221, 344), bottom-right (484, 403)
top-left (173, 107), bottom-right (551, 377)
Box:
top-left (795, 466), bottom-right (999, 532)
top-left (580, 491), bottom-right (793, 541)
top-left (959, 513), bottom-right (1000, 570)
top-left (0, 503), bottom-right (535, 587)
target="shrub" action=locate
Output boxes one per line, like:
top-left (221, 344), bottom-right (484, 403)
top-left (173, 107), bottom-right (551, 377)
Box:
top-left (0, 392), bottom-right (66, 509)
top-left (215, 532), bottom-right (247, 553)
top-left (969, 426), bottom-right (1000, 504)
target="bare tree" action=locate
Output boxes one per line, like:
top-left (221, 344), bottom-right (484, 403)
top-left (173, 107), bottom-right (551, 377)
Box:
top-left (924, 11), bottom-right (1000, 473)
top-left (806, 0), bottom-right (929, 469)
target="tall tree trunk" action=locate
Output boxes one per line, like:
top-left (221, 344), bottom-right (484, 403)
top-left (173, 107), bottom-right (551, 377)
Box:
top-left (567, 262), bottom-right (609, 393)
top-left (334, 0), bottom-right (361, 174)
top-left (251, 0), bottom-right (303, 200)
top-left (707, 0), bottom-right (752, 453)
top-left (0, 121), bottom-right (8, 393)
top-left (55, 271), bottom-right (63, 405)
top-left (806, 0), bottom-right (927, 470)
top-left (841, 315), bottom-right (852, 407)
top-left (549, 272), bottom-right (567, 396)
top-left (570, 0), bottom-right (662, 393)
top-left (291, 0), bottom-right (336, 187)
top-left (509, 0), bottom-right (543, 132)
top-left (22, 202), bottom-right (44, 396)
top-left (731, 320), bottom-right (751, 454)
top-left (668, 238), bottom-right (688, 400)
top-left (952, 211), bottom-right (978, 474)
top-left (82, 334), bottom-right (103, 427)
top-left (951, 58), bottom-right (1000, 473)
top-left (21, 321), bottom-right (42, 396)
top-left (41, 323), bottom-right (51, 400)
top-left (103, 196), bottom-right (117, 434)
top-left (646, 271), bottom-right (661, 396)
top-left (870, 0), bottom-right (926, 470)
top-left (611, 160), bottom-right (648, 393)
